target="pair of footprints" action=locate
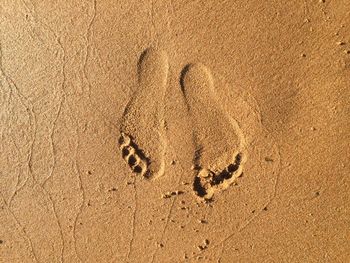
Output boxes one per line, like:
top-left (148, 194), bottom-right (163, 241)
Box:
top-left (119, 48), bottom-right (246, 200)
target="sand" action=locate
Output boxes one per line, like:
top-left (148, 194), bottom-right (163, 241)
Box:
top-left (0, 0), bottom-right (349, 262)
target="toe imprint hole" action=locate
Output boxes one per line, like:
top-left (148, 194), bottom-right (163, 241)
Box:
top-left (122, 148), bottom-right (130, 157)
top-left (128, 155), bottom-right (137, 166)
top-left (133, 165), bottom-right (142, 173)
top-left (227, 164), bottom-right (238, 173)
top-left (193, 176), bottom-right (208, 198)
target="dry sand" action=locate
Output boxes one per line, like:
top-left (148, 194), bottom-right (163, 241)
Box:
top-left (0, 0), bottom-right (349, 262)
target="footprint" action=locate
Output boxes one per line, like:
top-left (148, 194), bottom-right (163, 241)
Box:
top-left (119, 48), bottom-right (169, 178)
top-left (180, 63), bottom-right (247, 200)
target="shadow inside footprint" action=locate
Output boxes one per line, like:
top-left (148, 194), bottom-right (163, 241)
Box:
top-left (193, 153), bottom-right (243, 200)
top-left (119, 132), bottom-right (150, 178)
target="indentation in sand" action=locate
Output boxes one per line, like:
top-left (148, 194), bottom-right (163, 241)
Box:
top-left (119, 47), bottom-right (169, 179)
top-left (180, 63), bottom-right (247, 200)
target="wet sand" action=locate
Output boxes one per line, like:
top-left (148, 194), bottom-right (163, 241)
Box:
top-left (0, 1), bottom-right (349, 262)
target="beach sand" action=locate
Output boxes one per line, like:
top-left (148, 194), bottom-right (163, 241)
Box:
top-left (0, 0), bottom-right (349, 262)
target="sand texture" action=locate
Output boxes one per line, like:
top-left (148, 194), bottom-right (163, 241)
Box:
top-left (0, 0), bottom-right (349, 262)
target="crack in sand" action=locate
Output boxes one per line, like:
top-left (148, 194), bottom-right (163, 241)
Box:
top-left (21, 0), bottom-right (60, 45)
top-left (0, 63), bottom-right (27, 205)
top-left (67, 7), bottom-right (115, 260)
top-left (150, 144), bottom-right (187, 263)
top-left (72, 135), bottom-right (86, 263)
top-left (83, 0), bottom-right (97, 97)
top-left (8, 135), bottom-right (21, 205)
top-left (149, 197), bottom-right (176, 263)
top-left (6, 3), bottom-right (68, 261)
top-left (42, 97), bottom-right (64, 186)
top-left (0, 193), bottom-right (39, 263)
top-left (125, 177), bottom-right (137, 262)
top-left (2, 50), bottom-right (66, 263)
top-left (0, 73), bottom-right (33, 196)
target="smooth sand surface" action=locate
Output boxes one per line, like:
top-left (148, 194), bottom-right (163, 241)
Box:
top-left (0, 1), bottom-right (349, 262)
